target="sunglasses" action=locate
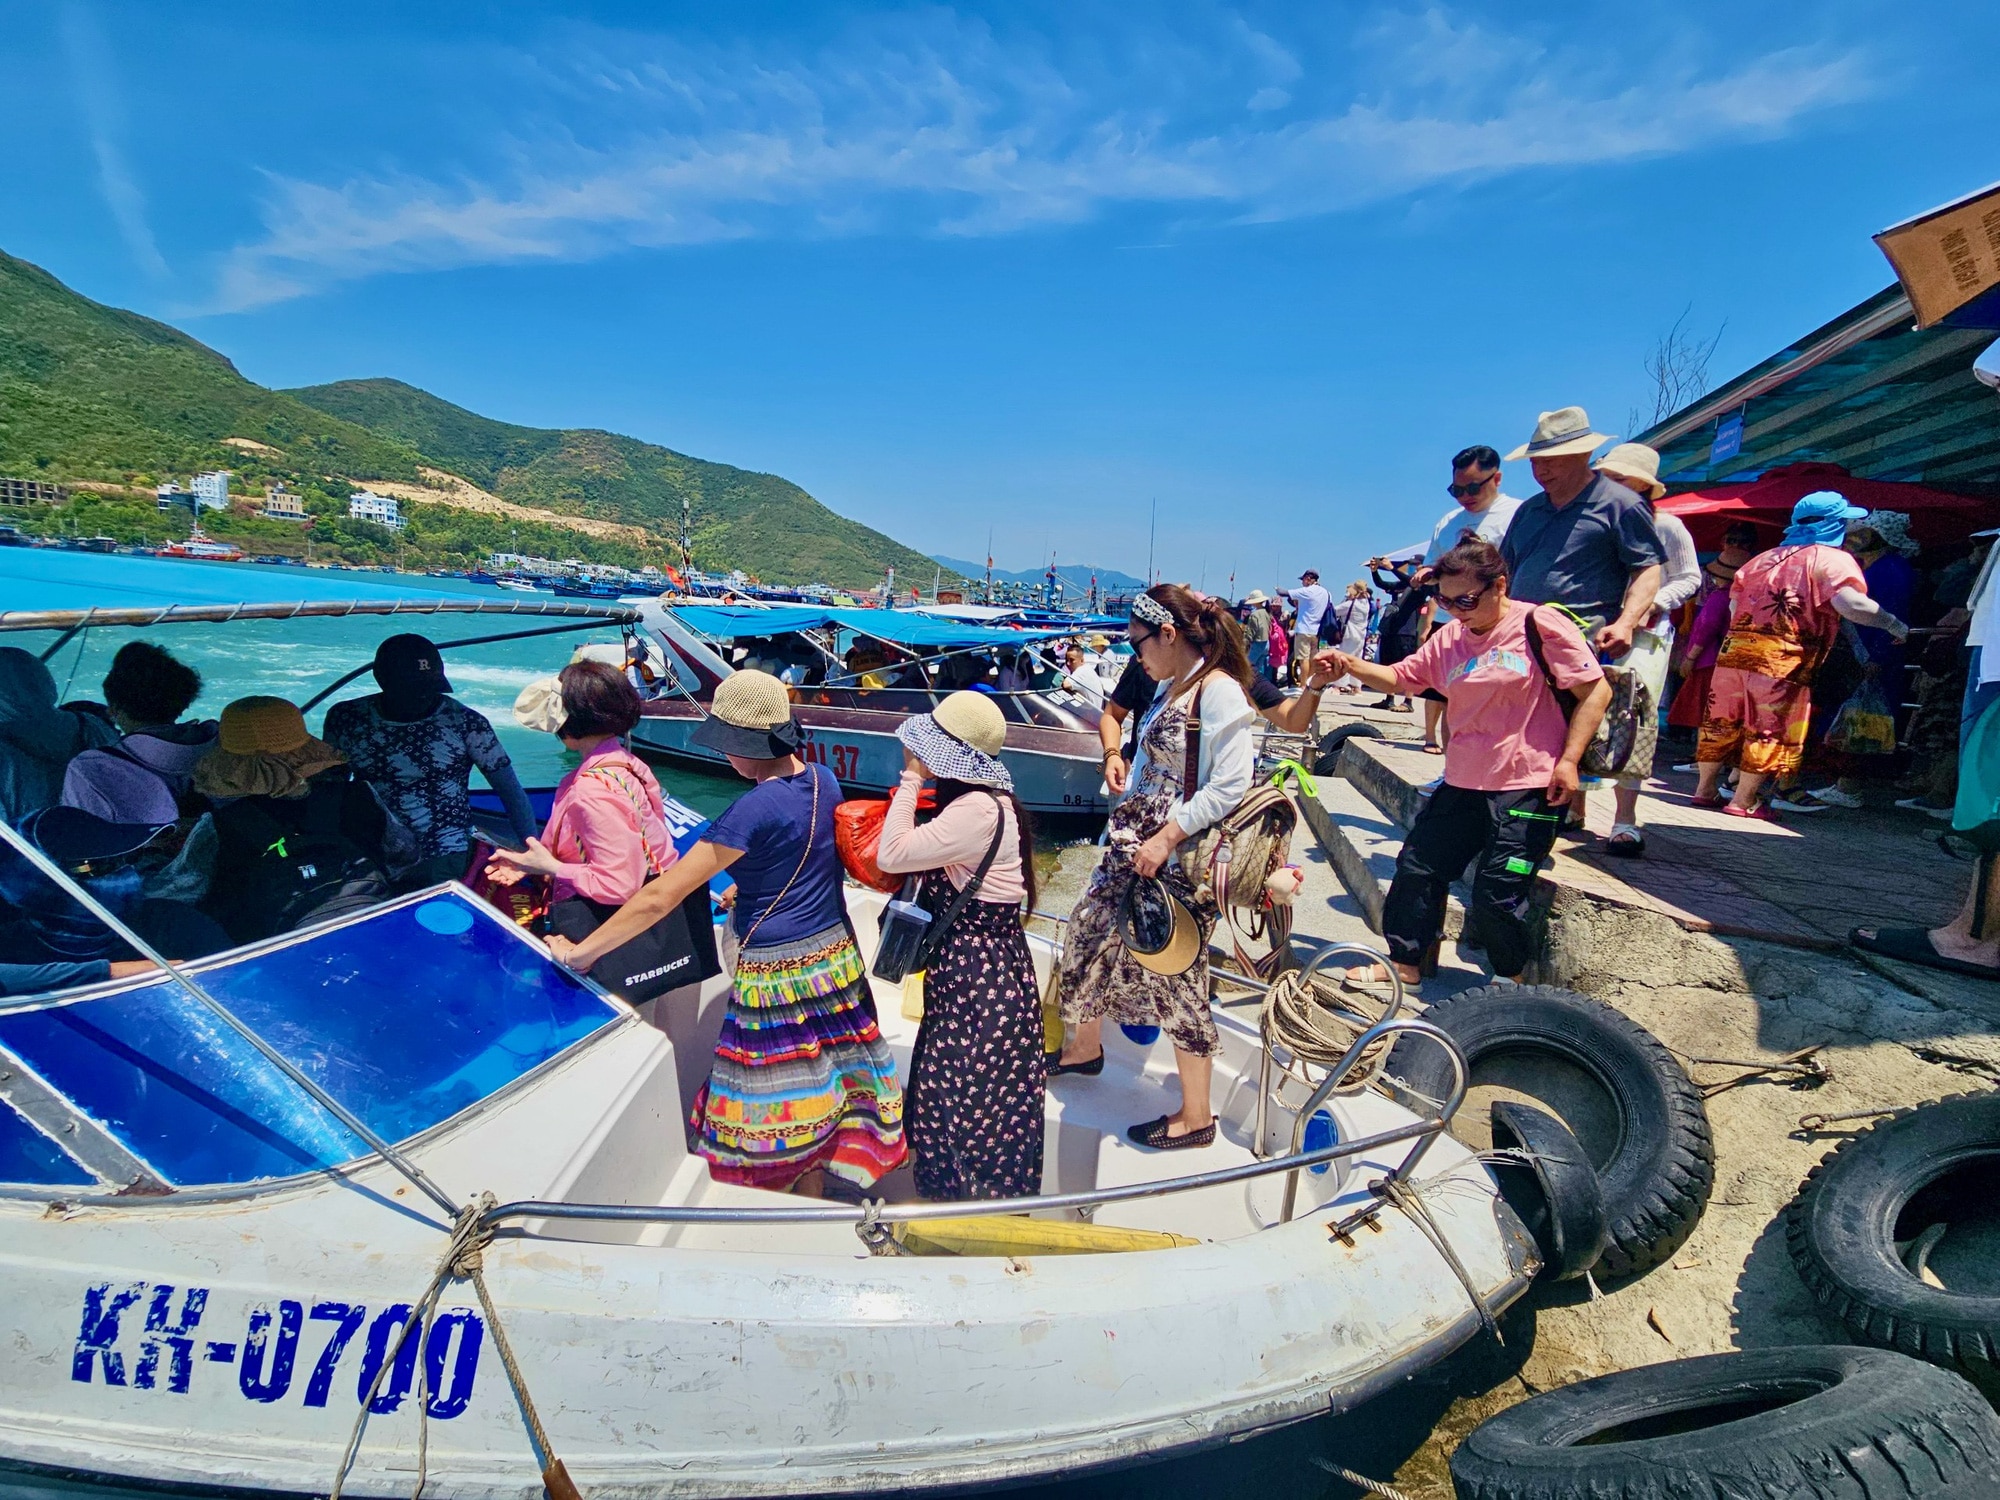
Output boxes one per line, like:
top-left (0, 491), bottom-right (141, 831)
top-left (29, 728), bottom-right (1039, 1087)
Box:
top-left (1447, 474), bottom-right (1498, 498)
top-left (1436, 581), bottom-right (1492, 611)
top-left (1127, 629), bottom-right (1158, 649)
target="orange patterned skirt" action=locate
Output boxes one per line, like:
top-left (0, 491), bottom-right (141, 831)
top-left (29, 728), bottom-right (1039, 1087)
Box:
top-left (1697, 665), bottom-right (1813, 778)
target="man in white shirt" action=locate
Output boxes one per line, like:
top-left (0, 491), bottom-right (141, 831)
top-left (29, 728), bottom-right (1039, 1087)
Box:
top-left (1424, 444), bottom-right (1522, 565)
top-left (1281, 571), bottom-right (1331, 686)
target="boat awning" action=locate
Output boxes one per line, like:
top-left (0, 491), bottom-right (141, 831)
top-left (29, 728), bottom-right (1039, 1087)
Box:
top-left (664, 604), bottom-right (1079, 649)
top-left (0, 598), bottom-right (640, 633)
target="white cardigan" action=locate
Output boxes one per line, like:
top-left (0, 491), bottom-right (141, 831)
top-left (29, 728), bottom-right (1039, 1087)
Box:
top-left (1128, 673), bottom-right (1257, 836)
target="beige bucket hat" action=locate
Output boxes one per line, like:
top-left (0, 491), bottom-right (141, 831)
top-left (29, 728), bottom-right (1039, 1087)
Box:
top-left (1505, 406), bottom-right (1612, 461)
top-left (692, 668), bottom-right (802, 759)
top-left (1594, 441), bottom-right (1667, 500)
top-left (1242, 589), bottom-right (1270, 605)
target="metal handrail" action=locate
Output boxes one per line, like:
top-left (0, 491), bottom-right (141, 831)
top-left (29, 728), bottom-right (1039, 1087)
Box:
top-left (480, 1113), bottom-right (1444, 1233)
top-left (1253, 942), bottom-right (1405, 1155)
top-left (1280, 1017), bottom-right (1467, 1223)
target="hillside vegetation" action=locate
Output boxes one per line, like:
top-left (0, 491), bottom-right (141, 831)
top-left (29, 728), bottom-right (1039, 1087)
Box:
top-left (288, 379), bottom-right (950, 589)
top-left (0, 249), bottom-right (951, 588)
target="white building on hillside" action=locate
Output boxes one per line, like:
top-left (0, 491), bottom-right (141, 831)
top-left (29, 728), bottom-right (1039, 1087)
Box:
top-left (192, 471), bottom-right (230, 510)
top-left (348, 490), bottom-right (404, 530)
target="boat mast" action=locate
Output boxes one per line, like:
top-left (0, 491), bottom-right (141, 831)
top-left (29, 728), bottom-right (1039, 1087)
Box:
top-left (679, 494), bottom-right (693, 581)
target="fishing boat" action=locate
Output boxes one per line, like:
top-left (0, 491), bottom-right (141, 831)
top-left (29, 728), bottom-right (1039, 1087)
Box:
top-left (630, 600), bottom-right (1114, 816)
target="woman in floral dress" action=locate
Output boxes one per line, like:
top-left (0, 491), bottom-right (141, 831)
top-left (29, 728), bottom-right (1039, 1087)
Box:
top-left (1052, 584), bottom-right (1256, 1150)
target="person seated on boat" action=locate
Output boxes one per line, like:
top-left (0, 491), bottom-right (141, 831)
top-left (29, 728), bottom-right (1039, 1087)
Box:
top-left (0, 806), bottom-right (230, 995)
top-left (60, 642), bottom-right (216, 827)
top-left (844, 644), bottom-right (890, 689)
top-left (887, 649), bottom-right (930, 690)
top-left (483, 662), bottom-right (713, 992)
top-left (0, 646), bottom-right (120, 824)
top-left (323, 634), bottom-right (537, 887)
top-left (877, 693), bottom-right (1045, 1202)
top-left (194, 697), bottom-right (404, 946)
top-left (543, 670), bottom-right (907, 1199)
top-left (1054, 585), bottom-right (1255, 1151)
top-left (1061, 642), bottom-right (1106, 705)
top-left (995, 650), bottom-right (1034, 694)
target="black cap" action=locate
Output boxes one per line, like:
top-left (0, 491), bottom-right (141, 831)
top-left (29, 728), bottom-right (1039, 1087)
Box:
top-left (23, 807), bottom-right (173, 873)
top-left (372, 634), bottom-right (454, 695)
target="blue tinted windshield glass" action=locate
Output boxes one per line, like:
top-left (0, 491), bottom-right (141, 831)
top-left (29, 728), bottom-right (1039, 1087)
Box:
top-left (0, 893), bottom-right (618, 1186)
top-left (0, 1099), bottom-right (94, 1186)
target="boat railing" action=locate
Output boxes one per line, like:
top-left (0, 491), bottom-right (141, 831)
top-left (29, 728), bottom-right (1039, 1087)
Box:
top-left (478, 1077), bottom-right (1459, 1238)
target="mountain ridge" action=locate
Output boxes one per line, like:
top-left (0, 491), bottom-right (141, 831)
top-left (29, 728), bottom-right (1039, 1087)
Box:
top-left (0, 248), bottom-right (953, 588)
top-left (930, 555), bottom-right (1146, 593)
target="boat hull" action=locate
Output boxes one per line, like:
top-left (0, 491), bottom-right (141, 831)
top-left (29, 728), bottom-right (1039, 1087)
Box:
top-left (633, 699), bottom-right (1109, 815)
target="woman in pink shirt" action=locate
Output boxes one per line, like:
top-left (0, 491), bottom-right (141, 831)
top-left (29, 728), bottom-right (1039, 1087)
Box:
top-left (1324, 537), bottom-right (1611, 985)
top-left (876, 691), bottom-right (1044, 1201)
top-left (484, 662), bottom-right (685, 992)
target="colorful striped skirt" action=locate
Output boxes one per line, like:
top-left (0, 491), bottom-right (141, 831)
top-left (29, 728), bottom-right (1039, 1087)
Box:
top-left (689, 921), bottom-right (907, 1191)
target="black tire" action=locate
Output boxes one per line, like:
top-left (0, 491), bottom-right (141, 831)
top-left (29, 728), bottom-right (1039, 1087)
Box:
top-left (1449, 1345), bottom-right (2000, 1499)
top-left (1393, 983), bottom-right (1713, 1280)
top-left (1314, 720), bottom-right (1384, 774)
top-left (1787, 1091), bottom-right (2000, 1379)
top-left (1488, 1100), bottom-right (1608, 1281)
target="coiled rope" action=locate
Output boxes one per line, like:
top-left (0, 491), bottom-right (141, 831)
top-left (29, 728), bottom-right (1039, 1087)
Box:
top-left (332, 1193), bottom-right (581, 1500)
top-left (1258, 964), bottom-right (1398, 1094)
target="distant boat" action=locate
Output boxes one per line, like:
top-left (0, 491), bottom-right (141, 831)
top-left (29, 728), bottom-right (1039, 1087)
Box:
top-left (158, 534), bottom-right (244, 562)
top-left (59, 535), bottom-right (119, 553)
top-left (495, 577), bottom-right (542, 592)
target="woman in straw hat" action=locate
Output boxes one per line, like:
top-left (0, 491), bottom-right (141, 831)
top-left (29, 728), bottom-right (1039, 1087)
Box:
top-left (1052, 584), bottom-right (1255, 1152)
top-left (193, 697), bottom-right (398, 944)
top-left (546, 670), bottom-right (906, 1197)
top-left (876, 691), bottom-right (1044, 1201)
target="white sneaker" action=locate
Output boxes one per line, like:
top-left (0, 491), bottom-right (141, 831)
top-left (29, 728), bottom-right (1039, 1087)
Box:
top-left (1768, 795), bottom-right (1832, 814)
top-left (1803, 785), bottom-right (1866, 810)
top-left (1671, 762), bottom-right (1701, 775)
top-left (1894, 796), bottom-right (1954, 821)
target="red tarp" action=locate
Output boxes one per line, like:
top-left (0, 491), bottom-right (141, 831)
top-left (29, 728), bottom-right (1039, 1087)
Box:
top-left (1660, 463), bottom-right (2000, 550)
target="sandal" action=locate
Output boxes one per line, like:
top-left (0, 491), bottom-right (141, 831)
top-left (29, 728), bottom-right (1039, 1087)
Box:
top-left (1723, 803), bottom-right (1772, 821)
top-left (1851, 926), bottom-right (2000, 982)
top-left (1046, 1050), bottom-right (1104, 1077)
top-left (1126, 1115), bottom-right (1217, 1151)
top-left (1689, 793), bottom-right (1726, 809)
top-left (1604, 823), bottom-right (1645, 858)
top-left (1421, 741), bottom-right (1445, 755)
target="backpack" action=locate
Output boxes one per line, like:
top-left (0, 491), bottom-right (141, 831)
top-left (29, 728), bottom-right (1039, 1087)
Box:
top-left (1175, 685), bottom-right (1300, 977)
top-left (220, 773), bottom-right (391, 938)
top-left (1521, 608), bottom-right (1652, 778)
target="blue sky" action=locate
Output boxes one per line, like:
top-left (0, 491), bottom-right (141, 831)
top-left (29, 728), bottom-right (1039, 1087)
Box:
top-left (3, 1), bottom-right (1996, 589)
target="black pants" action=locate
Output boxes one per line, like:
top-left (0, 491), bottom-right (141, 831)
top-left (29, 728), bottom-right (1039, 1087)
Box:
top-left (1381, 783), bottom-right (1561, 979)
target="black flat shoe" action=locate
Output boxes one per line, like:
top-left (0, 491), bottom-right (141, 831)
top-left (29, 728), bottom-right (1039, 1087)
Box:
top-left (1126, 1115), bottom-right (1216, 1150)
top-left (1046, 1050), bottom-right (1104, 1077)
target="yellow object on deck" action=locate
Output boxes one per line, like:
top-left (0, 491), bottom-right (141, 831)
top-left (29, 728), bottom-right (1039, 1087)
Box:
top-left (890, 1215), bottom-right (1202, 1257)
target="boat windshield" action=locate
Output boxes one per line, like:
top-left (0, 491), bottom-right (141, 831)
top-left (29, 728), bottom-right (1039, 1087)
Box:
top-left (0, 889), bottom-right (619, 1191)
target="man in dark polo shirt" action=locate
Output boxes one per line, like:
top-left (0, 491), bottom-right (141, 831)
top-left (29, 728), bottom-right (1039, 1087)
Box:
top-left (1500, 405), bottom-right (1665, 659)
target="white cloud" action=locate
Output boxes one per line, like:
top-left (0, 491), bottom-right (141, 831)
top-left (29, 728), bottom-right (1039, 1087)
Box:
top-left (205, 10), bottom-right (1872, 312)
top-left (59, 1), bottom-right (169, 281)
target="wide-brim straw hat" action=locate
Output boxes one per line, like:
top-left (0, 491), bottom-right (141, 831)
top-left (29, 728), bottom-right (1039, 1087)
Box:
top-left (1242, 589), bottom-right (1270, 605)
top-left (193, 696), bottom-right (345, 800)
top-left (1594, 441), bottom-right (1667, 500)
top-left (1506, 406), bottom-right (1612, 461)
top-left (897, 691), bottom-right (1012, 790)
top-left (691, 668), bottom-right (802, 759)
top-left (1116, 875), bottom-right (1202, 976)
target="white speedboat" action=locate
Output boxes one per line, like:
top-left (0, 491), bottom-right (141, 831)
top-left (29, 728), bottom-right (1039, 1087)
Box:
top-left (0, 885), bottom-right (1533, 1498)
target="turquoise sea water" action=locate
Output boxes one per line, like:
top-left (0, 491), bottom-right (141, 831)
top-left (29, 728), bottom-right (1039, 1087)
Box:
top-left (0, 549), bottom-right (745, 815)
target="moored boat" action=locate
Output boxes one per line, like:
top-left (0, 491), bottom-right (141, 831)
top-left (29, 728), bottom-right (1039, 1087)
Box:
top-left (632, 600), bottom-right (1114, 816)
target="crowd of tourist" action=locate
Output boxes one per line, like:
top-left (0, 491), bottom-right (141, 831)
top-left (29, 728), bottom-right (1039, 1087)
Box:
top-left (3, 390), bottom-right (1995, 1209)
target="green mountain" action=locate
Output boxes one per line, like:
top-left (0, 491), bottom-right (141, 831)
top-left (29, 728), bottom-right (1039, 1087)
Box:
top-left (286, 378), bottom-right (950, 590)
top-left (0, 248), bottom-right (950, 588)
top-left (0, 249), bottom-right (419, 482)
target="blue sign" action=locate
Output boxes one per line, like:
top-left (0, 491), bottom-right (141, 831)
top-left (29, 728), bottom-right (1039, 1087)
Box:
top-left (1710, 411), bottom-right (1745, 466)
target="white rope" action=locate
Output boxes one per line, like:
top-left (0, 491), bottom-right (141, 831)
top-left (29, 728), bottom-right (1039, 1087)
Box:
top-left (1259, 965), bottom-right (1396, 1094)
top-left (1309, 1454), bottom-right (1418, 1500)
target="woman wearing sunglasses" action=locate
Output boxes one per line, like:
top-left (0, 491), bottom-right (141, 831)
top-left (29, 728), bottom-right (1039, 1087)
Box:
top-left (1051, 583), bottom-right (1256, 1150)
top-left (1321, 537), bottom-right (1612, 985)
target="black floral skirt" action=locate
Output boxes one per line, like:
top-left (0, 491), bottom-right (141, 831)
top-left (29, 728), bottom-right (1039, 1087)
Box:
top-left (907, 898), bottom-right (1047, 1201)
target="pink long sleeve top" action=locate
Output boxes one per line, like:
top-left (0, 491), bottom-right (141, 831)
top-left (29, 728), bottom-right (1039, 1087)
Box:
top-left (541, 743), bottom-right (676, 905)
top-left (876, 770), bottom-right (1027, 904)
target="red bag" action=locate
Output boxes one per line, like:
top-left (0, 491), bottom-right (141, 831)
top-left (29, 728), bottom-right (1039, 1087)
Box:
top-left (835, 791), bottom-right (934, 893)
top-left (465, 839), bottom-right (553, 927)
